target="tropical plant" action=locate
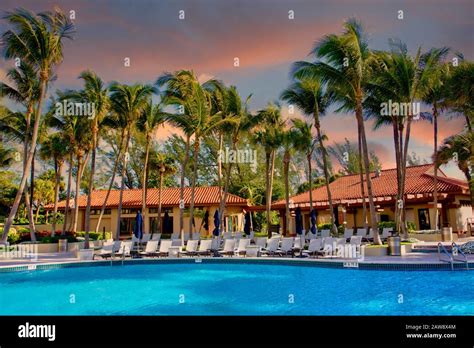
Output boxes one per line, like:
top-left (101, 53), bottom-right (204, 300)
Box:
top-left (281, 76), bottom-right (336, 231)
top-left (0, 8), bottom-right (74, 243)
top-left (39, 133), bottom-right (68, 235)
top-left (293, 19), bottom-right (383, 244)
top-left (109, 83), bottom-right (155, 239)
top-left (136, 98), bottom-right (167, 227)
top-left (253, 102), bottom-right (284, 237)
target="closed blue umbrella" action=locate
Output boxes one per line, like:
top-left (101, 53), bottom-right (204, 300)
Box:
top-left (295, 207), bottom-right (303, 235)
top-left (133, 211), bottom-right (143, 240)
top-left (212, 210), bottom-right (220, 237)
top-left (203, 210), bottom-right (209, 231)
top-left (244, 211), bottom-right (251, 235)
top-left (310, 209), bottom-right (317, 235)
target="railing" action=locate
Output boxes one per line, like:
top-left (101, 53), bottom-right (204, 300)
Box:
top-left (437, 243), bottom-right (454, 271)
top-left (451, 242), bottom-right (469, 270)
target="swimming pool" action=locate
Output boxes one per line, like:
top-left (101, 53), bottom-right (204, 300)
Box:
top-left (0, 262), bottom-right (472, 315)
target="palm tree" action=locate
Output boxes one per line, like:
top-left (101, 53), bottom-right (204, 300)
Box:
top-left (136, 99), bottom-right (167, 227)
top-left (281, 76), bottom-right (336, 232)
top-left (149, 152), bottom-right (176, 234)
top-left (421, 48), bottom-right (450, 231)
top-left (281, 126), bottom-right (298, 236)
top-left (74, 71), bottom-right (110, 246)
top-left (157, 70), bottom-right (196, 240)
top-left (436, 132), bottom-right (473, 203)
top-left (254, 102), bottom-right (284, 237)
top-left (109, 83), bottom-right (155, 240)
top-left (158, 71), bottom-right (228, 236)
top-left (0, 62), bottom-right (40, 240)
top-left (39, 133), bottom-right (68, 236)
top-left (291, 119), bottom-right (316, 211)
top-left (293, 18), bottom-right (383, 244)
top-left (1, 8), bottom-right (74, 242)
top-left (366, 41), bottom-right (448, 238)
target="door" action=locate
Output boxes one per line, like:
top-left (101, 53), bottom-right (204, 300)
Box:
top-left (417, 209), bottom-right (431, 230)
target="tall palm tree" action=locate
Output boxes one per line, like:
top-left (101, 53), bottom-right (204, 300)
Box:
top-left (436, 132), bottom-right (473, 203)
top-left (293, 18), bottom-right (383, 244)
top-left (281, 125), bottom-right (298, 236)
top-left (281, 76), bottom-right (336, 232)
top-left (421, 48), bottom-right (450, 231)
top-left (0, 63), bottom-right (40, 240)
top-left (291, 119), bottom-right (316, 211)
top-left (136, 99), bottom-right (167, 227)
top-left (366, 41), bottom-right (448, 238)
top-left (39, 133), bottom-right (68, 236)
top-left (109, 83), bottom-right (155, 240)
top-left (75, 71), bottom-right (110, 246)
top-left (1, 8), bottom-right (74, 242)
top-left (254, 102), bottom-right (284, 237)
top-left (157, 70), bottom-right (196, 240)
top-left (149, 152), bottom-right (176, 234)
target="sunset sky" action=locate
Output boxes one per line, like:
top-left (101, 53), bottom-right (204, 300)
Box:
top-left (1, 0), bottom-right (473, 179)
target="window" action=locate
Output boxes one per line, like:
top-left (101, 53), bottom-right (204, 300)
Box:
top-left (380, 214), bottom-right (389, 222)
top-left (91, 209), bottom-right (110, 215)
top-left (122, 208), bottom-right (139, 215)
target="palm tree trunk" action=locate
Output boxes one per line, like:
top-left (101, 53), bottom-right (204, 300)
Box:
top-left (94, 130), bottom-right (124, 234)
top-left (63, 154), bottom-right (73, 235)
top-left (218, 141), bottom-right (235, 235)
top-left (72, 154), bottom-right (84, 233)
top-left (283, 150), bottom-right (291, 236)
top-left (356, 99), bottom-right (382, 245)
top-left (1, 76), bottom-right (47, 243)
top-left (265, 151), bottom-right (271, 238)
top-left (84, 127), bottom-right (98, 248)
top-left (315, 121), bottom-right (336, 234)
top-left (141, 134), bottom-right (151, 224)
top-left (22, 107), bottom-right (36, 240)
top-left (115, 129), bottom-right (131, 240)
top-left (400, 116), bottom-right (413, 240)
top-left (358, 130), bottom-right (368, 231)
top-left (51, 161), bottom-right (61, 236)
top-left (433, 105), bottom-right (439, 231)
top-left (179, 135), bottom-right (190, 241)
top-left (188, 139), bottom-right (200, 235)
top-left (157, 171), bottom-right (163, 234)
top-left (307, 153), bottom-right (313, 211)
top-left (393, 121), bottom-right (401, 235)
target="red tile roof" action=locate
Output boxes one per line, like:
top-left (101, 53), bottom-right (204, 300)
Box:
top-left (272, 164), bottom-right (469, 209)
top-left (47, 186), bottom-right (248, 210)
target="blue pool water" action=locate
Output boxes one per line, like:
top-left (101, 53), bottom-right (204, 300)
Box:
top-left (0, 262), bottom-right (473, 315)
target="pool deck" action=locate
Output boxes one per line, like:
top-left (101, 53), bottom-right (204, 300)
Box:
top-left (0, 248), bottom-right (473, 272)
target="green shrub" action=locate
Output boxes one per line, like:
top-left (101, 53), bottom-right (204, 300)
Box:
top-left (76, 231), bottom-right (112, 240)
top-left (407, 222), bottom-right (416, 232)
top-left (40, 235), bottom-right (77, 244)
top-left (378, 221), bottom-right (396, 230)
top-left (2, 227), bottom-right (20, 244)
top-left (317, 223), bottom-right (332, 230)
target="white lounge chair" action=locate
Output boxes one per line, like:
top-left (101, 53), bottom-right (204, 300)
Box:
top-left (245, 245), bottom-right (260, 257)
top-left (382, 228), bottom-right (393, 240)
top-left (141, 234), bottom-right (151, 243)
top-left (139, 240), bottom-right (159, 257)
top-left (181, 240), bottom-right (199, 256)
top-left (277, 237), bottom-right (294, 257)
top-left (223, 232), bottom-right (232, 239)
top-left (157, 240), bottom-right (172, 257)
top-left (151, 233), bottom-right (161, 242)
top-left (115, 241), bottom-right (133, 257)
top-left (261, 238), bottom-right (279, 256)
top-left (321, 237), bottom-right (335, 256)
top-left (219, 239), bottom-right (236, 256)
top-left (344, 228), bottom-right (354, 240)
top-left (170, 232), bottom-right (180, 240)
top-left (356, 228), bottom-right (366, 237)
top-left (320, 229), bottom-right (330, 238)
top-left (255, 237), bottom-right (267, 249)
top-left (350, 236), bottom-right (362, 246)
top-left (293, 235), bottom-right (305, 252)
top-left (197, 239), bottom-right (213, 256)
top-left (234, 232), bottom-right (243, 239)
top-left (171, 239), bottom-right (182, 247)
top-left (302, 238), bottom-right (323, 258)
top-left (94, 243), bottom-right (114, 259)
top-left (235, 238), bottom-right (251, 256)
top-left (191, 233), bottom-right (201, 240)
